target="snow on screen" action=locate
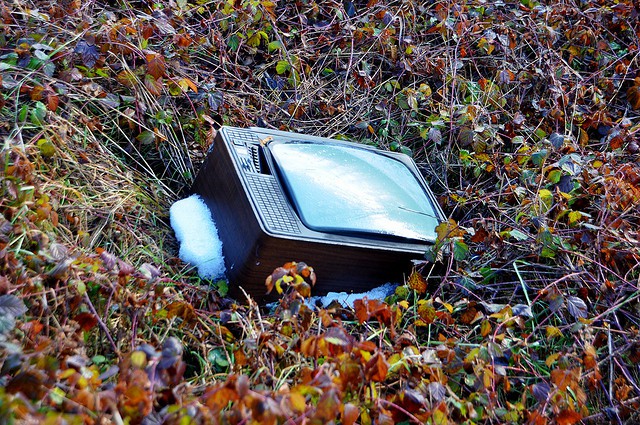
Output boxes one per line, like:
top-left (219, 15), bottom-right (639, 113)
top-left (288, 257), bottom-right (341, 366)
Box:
top-left (170, 195), bottom-right (396, 305)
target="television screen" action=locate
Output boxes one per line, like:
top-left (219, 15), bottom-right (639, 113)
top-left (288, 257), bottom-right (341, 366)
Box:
top-left (268, 140), bottom-right (440, 242)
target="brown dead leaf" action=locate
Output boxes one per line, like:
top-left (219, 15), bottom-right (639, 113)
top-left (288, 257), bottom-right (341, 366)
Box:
top-left (627, 84), bottom-right (640, 110)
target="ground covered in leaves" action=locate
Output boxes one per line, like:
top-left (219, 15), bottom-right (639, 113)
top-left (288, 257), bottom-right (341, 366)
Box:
top-left (1, 0), bottom-right (640, 424)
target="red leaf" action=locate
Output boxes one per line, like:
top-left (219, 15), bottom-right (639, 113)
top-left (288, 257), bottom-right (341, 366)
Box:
top-left (471, 226), bottom-right (489, 243)
top-left (342, 403), bottom-right (360, 425)
top-left (74, 312), bottom-right (98, 331)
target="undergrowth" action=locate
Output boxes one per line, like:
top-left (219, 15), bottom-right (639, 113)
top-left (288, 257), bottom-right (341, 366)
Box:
top-left (1, 0), bottom-right (639, 424)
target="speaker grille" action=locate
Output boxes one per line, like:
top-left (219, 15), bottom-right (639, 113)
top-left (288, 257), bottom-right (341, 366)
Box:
top-left (245, 173), bottom-right (300, 234)
top-left (227, 128), bottom-right (258, 146)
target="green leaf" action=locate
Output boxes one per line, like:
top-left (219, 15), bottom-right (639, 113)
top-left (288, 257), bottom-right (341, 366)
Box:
top-left (136, 130), bottom-right (156, 145)
top-left (321, 68), bottom-right (334, 76)
top-left (396, 92), bottom-right (410, 110)
top-left (531, 149), bottom-right (548, 167)
top-left (30, 101), bottom-right (47, 126)
top-left (208, 347), bottom-right (230, 371)
top-left (276, 60), bottom-right (290, 75)
top-left (18, 104), bottom-right (28, 122)
top-left (215, 280), bottom-right (228, 297)
top-left (538, 189), bottom-right (553, 212)
top-left (548, 169), bottom-right (562, 184)
top-left (73, 279), bottom-right (86, 295)
top-left (453, 240), bottom-right (469, 261)
top-left (541, 247), bottom-right (556, 258)
top-left (227, 34), bottom-right (240, 51)
top-left (534, 128), bottom-right (547, 140)
top-left (37, 138), bottom-right (56, 158)
top-left (568, 210), bottom-right (582, 226)
top-left (92, 355), bottom-right (107, 365)
top-left (49, 387), bottom-right (66, 405)
top-left (247, 31), bottom-right (267, 48)
top-left (424, 245), bottom-right (438, 263)
top-left (267, 40), bottom-right (283, 52)
top-left (509, 229), bottom-right (529, 241)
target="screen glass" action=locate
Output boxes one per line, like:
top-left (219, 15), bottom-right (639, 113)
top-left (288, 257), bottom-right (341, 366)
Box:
top-left (269, 141), bottom-right (440, 241)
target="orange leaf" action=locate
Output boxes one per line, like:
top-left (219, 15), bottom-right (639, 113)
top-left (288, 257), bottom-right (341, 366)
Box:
top-left (166, 301), bottom-right (196, 323)
top-left (30, 85), bottom-right (44, 101)
top-left (556, 409), bottom-right (582, 425)
top-left (179, 77), bottom-right (198, 93)
top-left (202, 386), bottom-right (239, 411)
top-left (174, 33), bottom-right (193, 48)
top-left (459, 302), bottom-right (479, 325)
top-left (480, 320), bottom-right (492, 337)
top-left (288, 392), bottom-right (306, 414)
top-left (365, 352), bottom-right (389, 382)
top-left (550, 368), bottom-right (580, 391)
top-left (353, 298), bottom-right (370, 323)
top-left (583, 345), bottom-right (597, 369)
top-left (315, 388), bottom-right (341, 422)
top-left (354, 298), bottom-right (393, 326)
top-left (407, 270), bottom-right (427, 294)
top-left (261, 0), bottom-right (276, 18)
top-left (46, 92), bottom-right (59, 112)
top-left (417, 300), bottom-right (437, 324)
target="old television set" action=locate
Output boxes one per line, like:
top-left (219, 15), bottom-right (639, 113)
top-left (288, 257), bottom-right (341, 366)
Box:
top-left (192, 126), bottom-right (445, 299)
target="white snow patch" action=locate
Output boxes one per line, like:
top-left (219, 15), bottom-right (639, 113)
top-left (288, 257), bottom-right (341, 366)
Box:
top-left (170, 194), bottom-right (226, 279)
top-left (309, 282), bottom-right (397, 309)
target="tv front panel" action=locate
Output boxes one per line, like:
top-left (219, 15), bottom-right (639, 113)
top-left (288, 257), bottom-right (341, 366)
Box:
top-left (191, 126), bottom-right (445, 299)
